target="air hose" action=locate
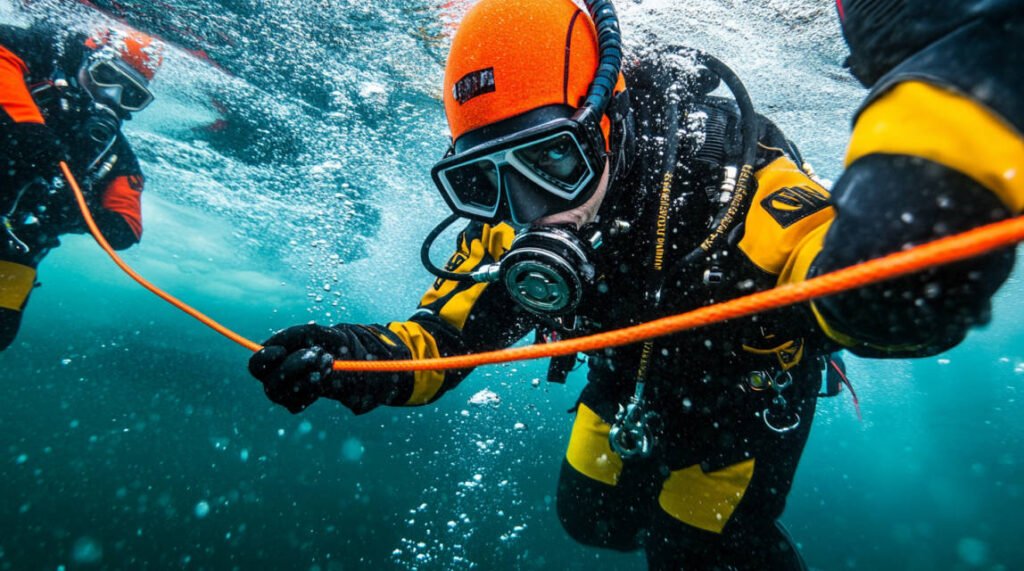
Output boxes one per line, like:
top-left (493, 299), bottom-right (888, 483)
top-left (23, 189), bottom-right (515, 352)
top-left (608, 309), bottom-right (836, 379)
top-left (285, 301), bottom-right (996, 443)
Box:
top-left (581, 0), bottom-right (623, 115)
top-left (684, 51), bottom-right (760, 264)
top-left (421, 213), bottom-right (474, 282)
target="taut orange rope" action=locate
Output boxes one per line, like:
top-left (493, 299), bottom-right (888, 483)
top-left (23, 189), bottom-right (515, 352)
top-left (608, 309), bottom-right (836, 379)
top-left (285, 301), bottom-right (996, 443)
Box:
top-left (63, 161), bottom-right (1023, 371)
top-left (61, 161), bottom-right (263, 353)
top-left (333, 215), bottom-right (1024, 372)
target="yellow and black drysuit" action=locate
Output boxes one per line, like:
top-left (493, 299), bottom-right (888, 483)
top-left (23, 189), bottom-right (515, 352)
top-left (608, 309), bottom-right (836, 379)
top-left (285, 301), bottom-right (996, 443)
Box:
top-left (0, 23), bottom-right (145, 350)
top-left (257, 56), bottom-right (821, 569)
top-left (251, 37), bottom-right (1021, 569)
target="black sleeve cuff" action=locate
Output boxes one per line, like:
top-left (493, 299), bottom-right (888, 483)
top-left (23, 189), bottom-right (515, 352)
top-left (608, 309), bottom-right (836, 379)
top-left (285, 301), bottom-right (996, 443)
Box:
top-left (812, 154), bottom-right (1016, 356)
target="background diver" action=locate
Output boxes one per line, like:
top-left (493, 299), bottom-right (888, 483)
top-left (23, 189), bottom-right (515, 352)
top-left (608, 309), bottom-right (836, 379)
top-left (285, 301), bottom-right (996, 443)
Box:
top-left (0, 21), bottom-right (161, 350)
top-left (249, 0), bottom-right (1022, 568)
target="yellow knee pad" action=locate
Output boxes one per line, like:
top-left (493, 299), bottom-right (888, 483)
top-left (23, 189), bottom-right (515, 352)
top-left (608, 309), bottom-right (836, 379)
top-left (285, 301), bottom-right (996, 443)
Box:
top-left (658, 459), bottom-right (756, 534)
top-left (565, 403), bottom-right (624, 486)
top-left (0, 260), bottom-right (35, 312)
top-left (565, 402), bottom-right (756, 534)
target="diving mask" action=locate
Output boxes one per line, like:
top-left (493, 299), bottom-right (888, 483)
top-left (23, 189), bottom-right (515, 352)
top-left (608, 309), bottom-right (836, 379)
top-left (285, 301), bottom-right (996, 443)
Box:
top-left (432, 105), bottom-right (607, 225)
top-left (78, 56), bottom-right (154, 115)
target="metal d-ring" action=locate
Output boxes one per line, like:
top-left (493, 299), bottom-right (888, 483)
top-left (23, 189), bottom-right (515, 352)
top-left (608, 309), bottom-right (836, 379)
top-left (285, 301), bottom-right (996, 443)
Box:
top-left (772, 370), bottom-right (793, 391)
top-left (763, 408), bottom-right (801, 433)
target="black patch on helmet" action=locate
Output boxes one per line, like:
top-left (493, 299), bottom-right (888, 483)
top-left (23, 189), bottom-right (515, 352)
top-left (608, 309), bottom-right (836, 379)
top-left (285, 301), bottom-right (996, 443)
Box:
top-left (761, 185), bottom-right (831, 228)
top-left (453, 67), bottom-right (495, 105)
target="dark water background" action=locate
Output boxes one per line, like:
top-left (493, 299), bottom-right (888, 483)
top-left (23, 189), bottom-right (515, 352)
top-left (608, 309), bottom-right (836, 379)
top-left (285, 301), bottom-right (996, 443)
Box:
top-left (1, 0), bottom-right (1022, 569)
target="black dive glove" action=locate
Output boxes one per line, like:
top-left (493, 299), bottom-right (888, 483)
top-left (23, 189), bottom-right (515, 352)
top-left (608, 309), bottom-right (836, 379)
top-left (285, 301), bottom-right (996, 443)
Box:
top-left (248, 323), bottom-right (413, 414)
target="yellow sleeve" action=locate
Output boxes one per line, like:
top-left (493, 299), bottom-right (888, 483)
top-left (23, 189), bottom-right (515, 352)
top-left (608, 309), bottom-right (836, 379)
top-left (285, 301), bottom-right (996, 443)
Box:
top-left (385, 222), bottom-right (517, 405)
top-left (847, 81), bottom-right (1024, 214)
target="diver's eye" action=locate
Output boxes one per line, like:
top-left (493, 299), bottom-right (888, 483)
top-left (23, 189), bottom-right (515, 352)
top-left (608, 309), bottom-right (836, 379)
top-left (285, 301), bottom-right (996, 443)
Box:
top-left (545, 141), bottom-right (571, 162)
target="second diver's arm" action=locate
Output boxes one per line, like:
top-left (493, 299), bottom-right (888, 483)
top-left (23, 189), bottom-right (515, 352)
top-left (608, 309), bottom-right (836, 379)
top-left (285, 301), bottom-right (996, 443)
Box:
top-left (800, 82), bottom-right (1021, 357)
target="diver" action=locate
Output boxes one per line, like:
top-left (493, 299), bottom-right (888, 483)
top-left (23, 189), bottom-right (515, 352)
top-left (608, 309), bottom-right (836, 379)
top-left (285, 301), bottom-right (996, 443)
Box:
top-left (0, 22), bottom-right (162, 350)
top-left (248, 0), bottom-right (1020, 569)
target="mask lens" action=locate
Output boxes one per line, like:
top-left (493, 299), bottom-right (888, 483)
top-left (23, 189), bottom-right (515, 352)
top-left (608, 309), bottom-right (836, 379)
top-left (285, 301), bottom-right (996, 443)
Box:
top-left (441, 159), bottom-right (501, 213)
top-left (511, 133), bottom-right (589, 192)
top-left (119, 83), bottom-right (153, 110)
top-left (90, 61), bottom-right (124, 86)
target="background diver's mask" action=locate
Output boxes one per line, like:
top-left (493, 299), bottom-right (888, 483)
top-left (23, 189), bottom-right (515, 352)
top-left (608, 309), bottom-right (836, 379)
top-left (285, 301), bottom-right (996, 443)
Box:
top-left (70, 55), bottom-right (152, 151)
top-left (77, 55), bottom-right (154, 118)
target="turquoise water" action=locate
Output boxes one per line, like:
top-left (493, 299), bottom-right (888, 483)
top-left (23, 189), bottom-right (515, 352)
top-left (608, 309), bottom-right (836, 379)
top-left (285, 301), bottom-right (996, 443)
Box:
top-left (1, 1), bottom-right (1022, 569)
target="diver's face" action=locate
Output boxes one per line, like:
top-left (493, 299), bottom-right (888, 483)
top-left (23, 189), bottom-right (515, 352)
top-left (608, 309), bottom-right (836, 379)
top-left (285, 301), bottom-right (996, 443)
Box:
top-left (534, 158), bottom-right (610, 229)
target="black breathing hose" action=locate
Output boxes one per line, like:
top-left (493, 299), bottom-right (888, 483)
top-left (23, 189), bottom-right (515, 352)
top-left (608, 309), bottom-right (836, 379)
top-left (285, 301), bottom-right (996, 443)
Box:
top-left (421, 213), bottom-right (478, 282)
top-left (695, 52), bottom-right (757, 167)
top-left (685, 51), bottom-right (760, 263)
top-left (582, 0), bottom-right (623, 115)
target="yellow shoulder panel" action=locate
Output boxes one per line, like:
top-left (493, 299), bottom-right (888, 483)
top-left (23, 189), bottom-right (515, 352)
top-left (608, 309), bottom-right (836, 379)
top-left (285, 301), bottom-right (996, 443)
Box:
top-left (738, 156), bottom-right (834, 275)
top-left (848, 81), bottom-right (1024, 214)
top-left (777, 220), bottom-right (831, 287)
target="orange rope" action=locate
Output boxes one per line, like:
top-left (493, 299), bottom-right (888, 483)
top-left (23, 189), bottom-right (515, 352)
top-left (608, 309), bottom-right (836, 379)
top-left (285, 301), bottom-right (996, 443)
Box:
top-left (334, 215), bottom-right (1024, 372)
top-left (61, 162), bottom-right (264, 352)
top-left (64, 160), bottom-right (1023, 372)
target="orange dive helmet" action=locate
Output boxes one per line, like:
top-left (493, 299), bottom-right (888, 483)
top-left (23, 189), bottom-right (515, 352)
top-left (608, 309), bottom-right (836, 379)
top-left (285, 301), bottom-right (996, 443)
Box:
top-left (432, 0), bottom-right (633, 225)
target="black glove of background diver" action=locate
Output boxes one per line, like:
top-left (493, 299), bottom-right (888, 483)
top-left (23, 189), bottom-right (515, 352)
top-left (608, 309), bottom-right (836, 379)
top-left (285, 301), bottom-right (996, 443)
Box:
top-left (248, 323), bottom-right (412, 414)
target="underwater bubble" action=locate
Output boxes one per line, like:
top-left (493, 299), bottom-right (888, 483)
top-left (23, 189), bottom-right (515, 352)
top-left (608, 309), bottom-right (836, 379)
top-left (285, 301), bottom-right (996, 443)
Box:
top-left (298, 420), bottom-right (313, 435)
top-left (71, 536), bottom-right (102, 565)
top-left (15, 453), bottom-right (27, 465)
top-left (341, 437), bottom-right (365, 462)
top-left (957, 537), bottom-right (989, 567)
top-left (194, 501), bottom-right (210, 519)
top-left (209, 437), bottom-right (230, 451)
top-left (240, 449), bottom-right (250, 462)
top-left (468, 389), bottom-right (500, 407)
